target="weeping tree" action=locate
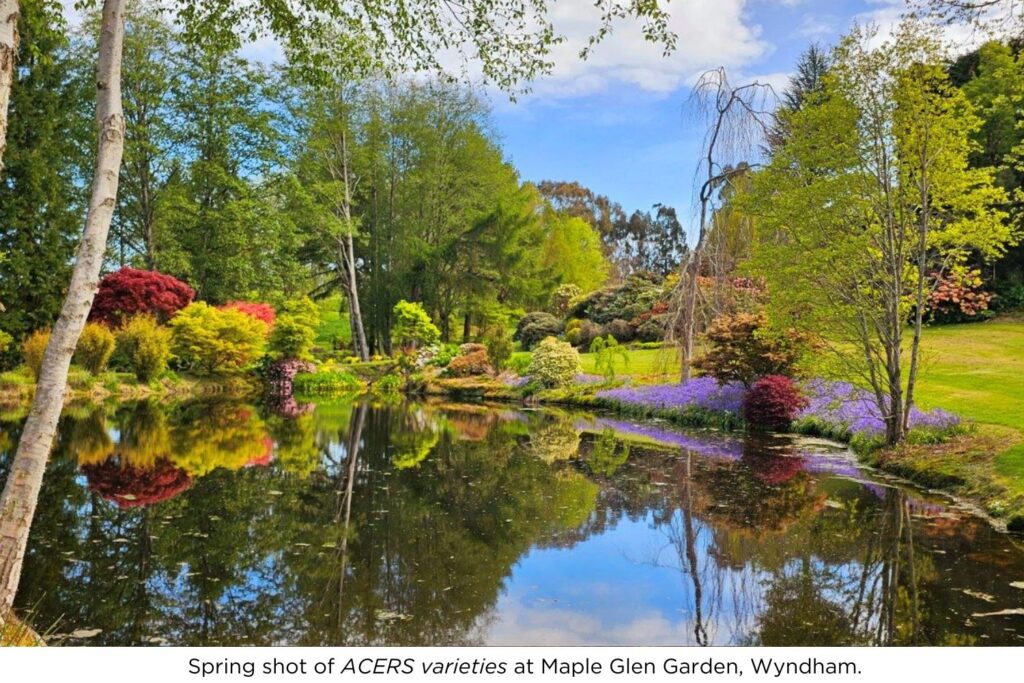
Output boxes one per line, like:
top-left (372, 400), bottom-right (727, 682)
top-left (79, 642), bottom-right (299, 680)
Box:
top-left (0, 0), bottom-right (677, 627)
top-left (666, 68), bottom-right (774, 382)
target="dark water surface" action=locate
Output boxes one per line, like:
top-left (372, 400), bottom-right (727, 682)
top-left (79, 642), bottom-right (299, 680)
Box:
top-left (1, 398), bottom-right (1023, 646)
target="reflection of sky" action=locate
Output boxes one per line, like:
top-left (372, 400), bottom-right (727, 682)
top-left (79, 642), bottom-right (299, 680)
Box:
top-left (480, 513), bottom-right (764, 646)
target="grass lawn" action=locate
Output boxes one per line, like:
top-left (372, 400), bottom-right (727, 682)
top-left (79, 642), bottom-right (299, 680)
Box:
top-left (315, 295), bottom-right (352, 350)
top-left (578, 346), bottom-right (681, 382)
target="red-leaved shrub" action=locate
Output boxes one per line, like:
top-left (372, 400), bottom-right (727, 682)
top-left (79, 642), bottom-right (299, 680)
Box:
top-left (221, 301), bottom-right (276, 328)
top-left (743, 375), bottom-right (807, 430)
top-left (82, 459), bottom-right (193, 509)
top-left (445, 349), bottom-right (494, 377)
top-left (90, 267), bottom-right (195, 325)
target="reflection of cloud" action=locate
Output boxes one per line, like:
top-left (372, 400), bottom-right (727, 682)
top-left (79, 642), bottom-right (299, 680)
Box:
top-left (481, 598), bottom-right (698, 646)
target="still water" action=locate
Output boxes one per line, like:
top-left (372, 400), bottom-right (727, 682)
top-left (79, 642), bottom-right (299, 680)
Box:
top-left (1, 397), bottom-right (1023, 646)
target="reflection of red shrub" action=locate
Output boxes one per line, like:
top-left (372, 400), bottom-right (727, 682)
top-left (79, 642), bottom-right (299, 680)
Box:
top-left (744, 453), bottom-right (805, 485)
top-left (90, 267), bottom-right (195, 325)
top-left (743, 375), bottom-right (807, 430)
top-left (246, 437), bottom-right (275, 467)
top-left (82, 459), bottom-right (192, 508)
top-left (220, 301), bottom-right (276, 328)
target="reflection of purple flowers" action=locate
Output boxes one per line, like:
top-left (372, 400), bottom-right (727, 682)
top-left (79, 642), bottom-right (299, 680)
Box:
top-left (797, 379), bottom-right (961, 438)
top-left (581, 417), bottom-right (744, 460)
top-left (596, 378), bottom-right (746, 415)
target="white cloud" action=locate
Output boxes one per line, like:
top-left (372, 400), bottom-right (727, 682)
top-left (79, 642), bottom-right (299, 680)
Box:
top-left (520, 0), bottom-right (770, 98)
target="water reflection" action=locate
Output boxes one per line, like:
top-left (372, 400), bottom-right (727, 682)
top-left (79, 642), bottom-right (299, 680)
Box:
top-left (0, 399), bottom-right (1022, 646)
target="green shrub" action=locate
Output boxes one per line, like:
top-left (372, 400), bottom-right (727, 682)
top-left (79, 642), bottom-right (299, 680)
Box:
top-left (23, 328), bottom-right (50, 380)
top-left (292, 370), bottom-right (361, 394)
top-left (278, 296), bottom-right (320, 329)
top-left (606, 318), bottom-right (634, 343)
top-left (169, 302), bottom-right (268, 376)
top-left (514, 311), bottom-right (563, 349)
top-left (508, 352), bottom-right (532, 376)
top-left (0, 330), bottom-right (13, 356)
top-left (373, 372), bottom-right (403, 395)
top-left (392, 300), bottom-right (440, 350)
top-left (116, 315), bottom-right (172, 382)
top-left (550, 284), bottom-right (583, 316)
top-left (268, 314), bottom-right (317, 361)
top-left (528, 336), bottom-right (581, 387)
top-left (484, 326), bottom-right (513, 370)
top-left (74, 322), bottom-right (116, 375)
top-left (574, 319), bottom-right (605, 350)
top-left (427, 343), bottom-right (459, 367)
top-left (564, 319), bottom-right (583, 346)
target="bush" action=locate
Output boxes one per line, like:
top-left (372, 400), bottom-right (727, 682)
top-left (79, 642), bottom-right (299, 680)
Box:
top-left (606, 318), bottom-right (634, 343)
top-left (75, 322), bottom-right (116, 375)
top-left (574, 319), bottom-right (605, 350)
top-left (221, 301), bottom-right (276, 328)
top-left (169, 302), bottom-right (268, 375)
top-left (514, 312), bottom-right (563, 349)
top-left (116, 315), bottom-right (172, 382)
top-left (0, 330), bottom-right (13, 356)
top-left (550, 284), bottom-right (582, 316)
top-left (693, 312), bottom-right (808, 387)
top-left (564, 319), bottom-right (583, 346)
top-left (528, 337), bottom-right (582, 388)
top-left (743, 375), bottom-right (807, 431)
top-left (635, 317), bottom-right (666, 343)
top-left (278, 297), bottom-right (320, 329)
top-left (446, 349), bottom-right (494, 377)
top-left (392, 300), bottom-right (440, 350)
top-left (23, 328), bottom-right (50, 380)
top-left (90, 267), bottom-right (194, 325)
top-left (568, 272), bottom-right (664, 324)
top-left (508, 352), bottom-right (532, 376)
top-left (927, 268), bottom-right (995, 323)
top-left (484, 326), bottom-right (513, 370)
top-left (268, 314), bottom-right (317, 361)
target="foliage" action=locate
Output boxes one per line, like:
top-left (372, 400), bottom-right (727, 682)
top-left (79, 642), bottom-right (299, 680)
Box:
top-left (221, 301), bottom-right (276, 327)
top-left (589, 335), bottom-right (629, 381)
top-left (0, 330), bottom-right (13, 356)
top-left (744, 22), bottom-right (1012, 444)
top-left (115, 315), bottom-right (173, 383)
top-left (74, 323), bottom-right (117, 375)
top-left (507, 352), bottom-right (532, 376)
top-left (568, 272), bottom-right (665, 325)
top-left (541, 213), bottom-right (610, 293)
top-left (268, 315), bottom-right (317, 361)
top-left (605, 318), bottom-right (633, 343)
top-left (292, 371), bottom-right (362, 394)
top-left (265, 359), bottom-right (317, 398)
top-left (391, 300), bottom-right (441, 350)
top-left (514, 311), bottom-right (563, 350)
top-left (693, 312), bottom-right (808, 387)
top-left (484, 326), bottom-right (514, 370)
top-left (90, 267), bottom-right (195, 325)
top-left (0, 1), bottom-right (89, 349)
top-left (927, 268), bottom-right (995, 323)
top-left (743, 375), bottom-right (807, 431)
top-left (527, 337), bottom-right (582, 388)
top-left (573, 319), bottom-right (606, 350)
top-left (549, 284), bottom-right (582, 315)
top-left (595, 378), bottom-right (746, 430)
top-left (169, 302), bottom-right (268, 375)
top-left (22, 328), bottom-right (50, 381)
top-left (446, 350), bottom-right (494, 377)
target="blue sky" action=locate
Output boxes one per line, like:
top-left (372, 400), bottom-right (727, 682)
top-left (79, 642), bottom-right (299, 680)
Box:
top-left (488, 0), bottom-right (913, 217)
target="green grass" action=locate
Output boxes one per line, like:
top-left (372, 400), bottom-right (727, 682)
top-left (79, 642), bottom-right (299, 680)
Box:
top-left (315, 295), bottom-right (352, 349)
top-left (578, 345), bottom-right (680, 382)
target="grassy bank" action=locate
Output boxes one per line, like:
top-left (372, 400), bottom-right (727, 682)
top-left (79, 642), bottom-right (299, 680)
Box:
top-left (575, 317), bottom-right (1024, 529)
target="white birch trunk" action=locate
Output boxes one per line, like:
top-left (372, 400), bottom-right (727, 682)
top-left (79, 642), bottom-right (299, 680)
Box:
top-left (0, 0), bottom-right (19, 175)
top-left (0, 0), bottom-right (127, 625)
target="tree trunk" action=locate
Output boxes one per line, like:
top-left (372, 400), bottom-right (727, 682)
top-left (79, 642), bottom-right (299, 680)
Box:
top-left (0, 0), bottom-right (126, 624)
top-left (462, 312), bottom-right (471, 344)
top-left (345, 235), bottom-right (369, 362)
top-left (0, 0), bottom-right (19, 175)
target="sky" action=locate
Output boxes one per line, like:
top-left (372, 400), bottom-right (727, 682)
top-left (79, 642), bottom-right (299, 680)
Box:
top-left (485, 0), bottom-right (929, 217)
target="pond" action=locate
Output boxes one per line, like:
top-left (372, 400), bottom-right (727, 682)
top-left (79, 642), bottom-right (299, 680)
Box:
top-left (1, 397), bottom-right (1023, 646)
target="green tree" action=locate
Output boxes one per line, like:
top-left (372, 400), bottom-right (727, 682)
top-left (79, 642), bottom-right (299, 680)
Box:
top-left (0, 1), bottom-right (88, 353)
top-left (745, 22), bottom-right (1014, 445)
top-left (542, 213), bottom-right (610, 293)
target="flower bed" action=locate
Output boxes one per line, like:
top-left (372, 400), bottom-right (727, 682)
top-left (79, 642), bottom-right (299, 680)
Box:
top-left (594, 377), bottom-right (745, 429)
top-left (794, 379), bottom-right (964, 453)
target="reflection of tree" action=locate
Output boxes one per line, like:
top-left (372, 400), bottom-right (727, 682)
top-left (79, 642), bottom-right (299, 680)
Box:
top-left (170, 403), bottom-right (271, 476)
top-left (82, 459), bottom-right (192, 508)
top-left (7, 400), bottom-right (1024, 646)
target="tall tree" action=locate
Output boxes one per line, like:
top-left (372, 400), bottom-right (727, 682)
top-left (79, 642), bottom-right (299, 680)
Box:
top-left (0, 0), bottom-right (127, 622)
top-left (745, 22), bottom-right (1013, 445)
top-left (0, 0), bottom-right (88, 352)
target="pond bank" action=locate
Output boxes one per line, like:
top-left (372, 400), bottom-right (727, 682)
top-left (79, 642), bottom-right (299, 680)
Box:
top-left (423, 375), bottom-right (1024, 533)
